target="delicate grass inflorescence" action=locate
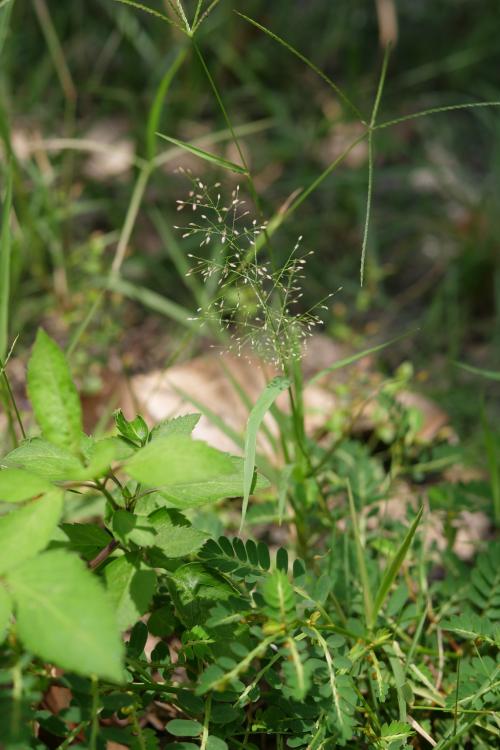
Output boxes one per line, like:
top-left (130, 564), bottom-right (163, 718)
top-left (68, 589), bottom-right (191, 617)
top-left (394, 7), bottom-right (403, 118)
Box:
top-left (176, 171), bottom-right (337, 370)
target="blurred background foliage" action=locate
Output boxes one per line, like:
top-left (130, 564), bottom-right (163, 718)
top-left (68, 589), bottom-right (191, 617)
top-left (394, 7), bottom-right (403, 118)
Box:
top-left (0, 0), bottom-right (499, 430)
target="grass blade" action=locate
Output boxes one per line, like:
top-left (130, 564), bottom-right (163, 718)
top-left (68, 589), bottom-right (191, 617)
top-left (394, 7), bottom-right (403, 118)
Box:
top-left (241, 376), bottom-right (290, 531)
top-left (307, 329), bottom-right (417, 386)
top-left (235, 12), bottom-right (363, 122)
top-left (481, 404), bottom-right (500, 525)
top-left (370, 506), bottom-right (423, 629)
top-left (146, 47), bottom-right (188, 161)
top-left (156, 133), bottom-right (248, 174)
top-left (105, 276), bottom-right (198, 329)
top-left (112, 0), bottom-right (181, 30)
top-left (360, 43), bottom-right (391, 286)
top-left (0, 164), bottom-right (12, 362)
top-left (374, 100), bottom-right (500, 132)
top-left (454, 361), bottom-right (500, 381)
top-left (346, 479), bottom-right (373, 629)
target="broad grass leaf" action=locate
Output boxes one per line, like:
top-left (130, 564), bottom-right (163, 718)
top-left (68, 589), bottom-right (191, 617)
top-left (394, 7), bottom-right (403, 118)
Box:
top-left (156, 133), bottom-right (247, 174)
top-left (0, 585), bottom-right (12, 641)
top-left (0, 490), bottom-right (63, 574)
top-left (125, 435), bottom-right (234, 487)
top-left (0, 468), bottom-right (53, 503)
top-left (105, 553), bottom-right (157, 631)
top-left (7, 549), bottom-right (124, 681)
top-left (242, 376), bottom-right (290, 530)
top-left (160, 456), bottom-right (270, 509)
top-left (27, 330), bottom-right (83, 451)
top-left (371, 507), bottom-right (423, 629)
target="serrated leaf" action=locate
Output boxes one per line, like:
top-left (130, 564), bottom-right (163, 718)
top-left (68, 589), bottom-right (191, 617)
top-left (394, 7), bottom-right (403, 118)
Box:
top-left (59, 523), bottom-right (112, 560)
top-left (0, 585), bottom-right (12, 641)
top-left (148, 508), bottom-right (208, 558)
top-left (105, 553), bottom-right (157, 631)
top-left (151, 413), bottom-right (201, 440)
top-left (111, 510), bottom-right (158, 548)
top-left (114, 409), bottom-right (149, 445)
top-left (0, 468), bottom-right (53, 503)
top-left (27, 329), bottom-right (83, 451)
top-left (125, 435), bottom-right (235, 487)
top-left (2, 438), bottom-right (84, 479)
top-left (7, 549), bottom-right (124, 681)
top-left (0, 490), bottom-right (63, 574)
top-left (78, 437), bottom-right (119, 479)
top-left (160, 456), bottom-right (269, 509)
top-left (241, 376), bottom-right (290, 530)
top-left (170, 563), bottom-right (235, 627)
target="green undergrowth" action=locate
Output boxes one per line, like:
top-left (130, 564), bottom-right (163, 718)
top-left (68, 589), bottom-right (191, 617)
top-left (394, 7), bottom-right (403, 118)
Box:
top-left (0, 328), bottom-right (498, 748)
top-left (0, 2), bottom-right (499, 748)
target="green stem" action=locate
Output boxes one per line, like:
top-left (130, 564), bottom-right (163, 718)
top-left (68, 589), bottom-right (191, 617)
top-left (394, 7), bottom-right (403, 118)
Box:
top-left (89, 677), bottom-right (100, 750)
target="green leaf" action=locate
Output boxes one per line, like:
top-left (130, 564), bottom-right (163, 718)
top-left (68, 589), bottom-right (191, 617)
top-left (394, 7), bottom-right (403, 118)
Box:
top-left (114, 409), bottom-right (149, 445)
top-left (150, 413), bottom-right (201, 440)
top-left (105, 553), bottom-right (157, 631)
top-left (3, 436), bottom-right (118, 481)
top-left (27, 329), bottom-right (83, 451)
top-left (7, 549), bottom-right (124, 681)
top-left (241, 376), bottom-right (290, 530)
top-left (371, 507), bottom-right (423, 629)
top-left (156, 133), bottom-right (248, 174)
top-left (148, 508), bottom-right (208, 558)
top-left (166, 719), bottom-right (203, 737)
top-left (206, 738), bottom-right (228, 750)
top-left (260, 569), bottom-right (296, 625)
top-left (170, 562), bottom-right (235, 627)
top-left (79, 437), bottom-right (120, 479)
top-left (0, 490), bottom-right (63, 574)
top-left (0, 585), bottom-right (12, 642)
top-left (2, 438), bottom-right (85, 479)
top-left (442, 612), bottom-right (500, 645)
top-left (125, 435), bottom-right (235, 487)
top-left (380, 721), bottom-right (413, 745)
top-left (0, 468), bottom-right (53, 503)
top-left (59, 523), bottom-right (112, 561)
top-left (111, 510), bottom-right (158, 548)
top-left (160, 456), bottom-right (269, 509)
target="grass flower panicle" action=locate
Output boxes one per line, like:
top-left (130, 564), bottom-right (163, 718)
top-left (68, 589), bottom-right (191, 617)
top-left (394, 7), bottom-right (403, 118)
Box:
top-left (174, 174), bottom-right (337, 370)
